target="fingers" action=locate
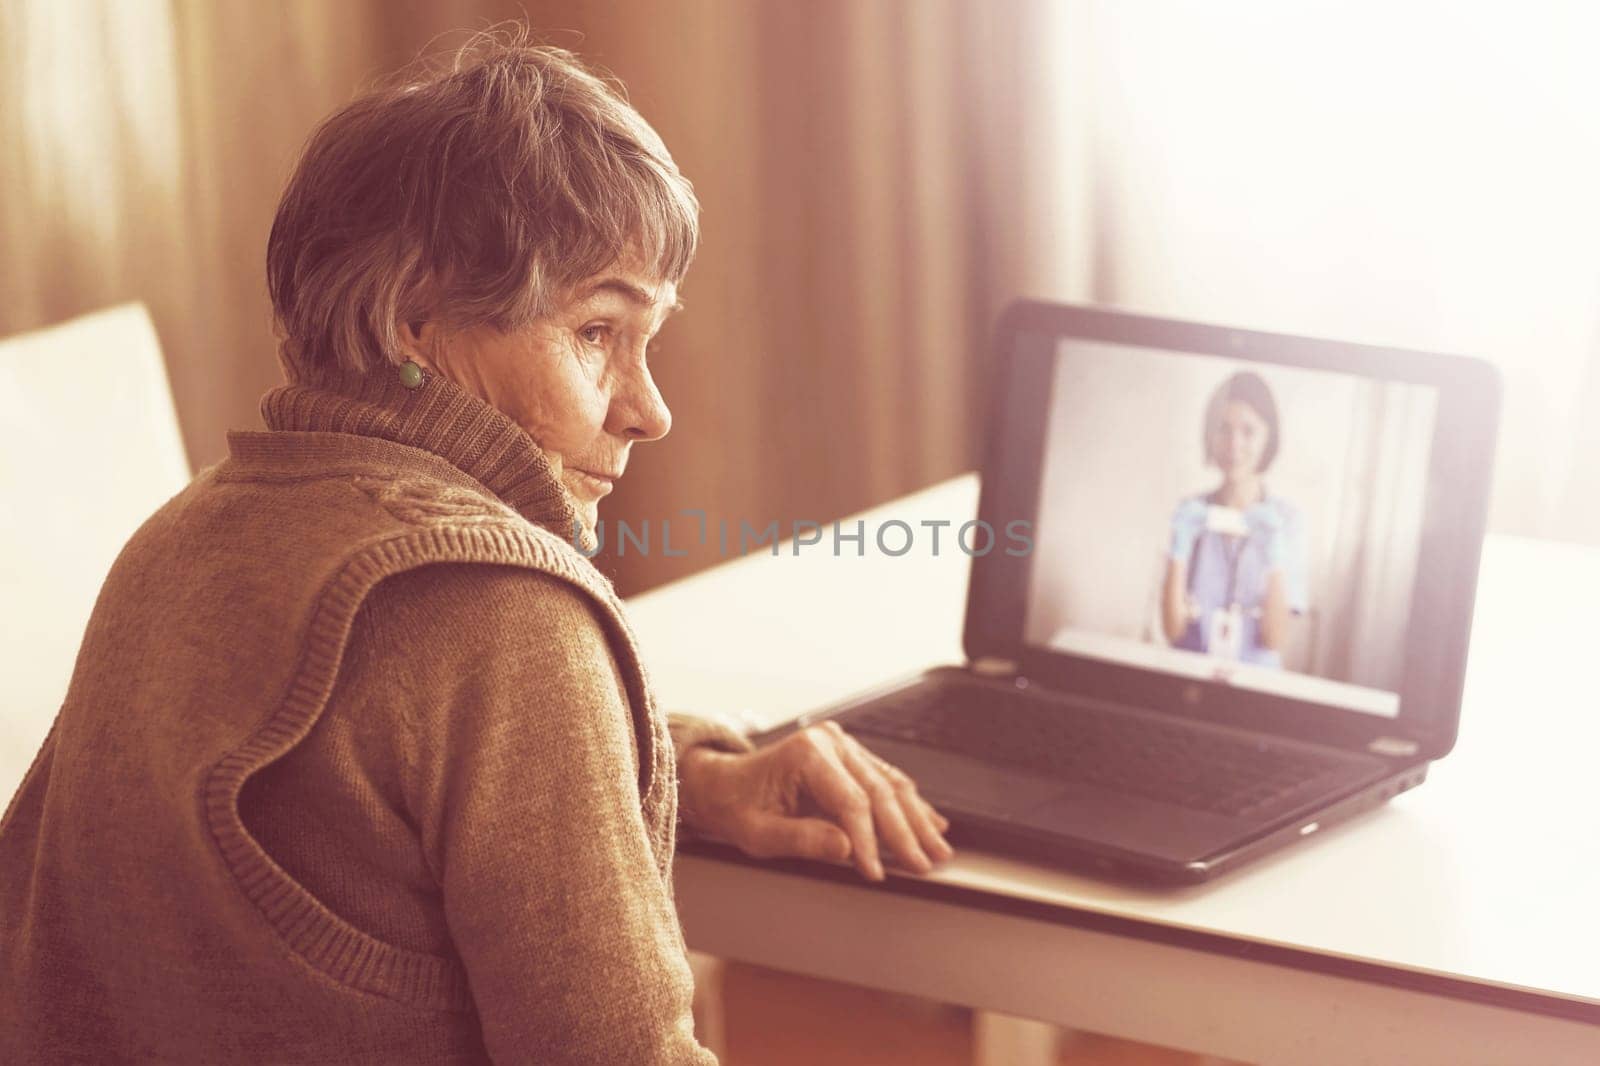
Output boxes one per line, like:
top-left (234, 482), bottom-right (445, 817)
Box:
top-left (879, 756), bottom-right (954, 865)
top-left (795, 729), bottom-right (886, 881)
top-left (738, 812), bottom-right (852, 864)
top-left (864, 744), bottom-right (952, 856)
top-left (830, 726), bottom-right (950, 848)
top-left (830, 735), bottom-right (931, 877)
top-left (778, 722), bottom-right (956, 882)
top-left (823, 722), bottom-right (955, 877)
top-left (853, 739), bottom-right (955, 868)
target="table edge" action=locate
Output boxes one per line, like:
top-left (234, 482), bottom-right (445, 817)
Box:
top-left (678, 841), bottom-right (1600, 1026)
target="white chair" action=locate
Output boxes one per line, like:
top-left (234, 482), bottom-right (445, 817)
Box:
top-left (0, 304), bottom-right (191, 805)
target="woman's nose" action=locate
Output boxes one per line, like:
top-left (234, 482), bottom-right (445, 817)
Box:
top-left (610, 367), bottom-right (672, 442)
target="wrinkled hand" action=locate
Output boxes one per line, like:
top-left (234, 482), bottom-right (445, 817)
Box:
top-left (677, 721), bottom-right (954, 881)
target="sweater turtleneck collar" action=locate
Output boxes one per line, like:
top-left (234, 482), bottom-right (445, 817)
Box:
top-left (259, 362), bottom-right (590, 551)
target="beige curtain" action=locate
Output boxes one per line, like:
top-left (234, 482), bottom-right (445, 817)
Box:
top-left (0, 0), bottom-right (383, 484)
top-left (0, 0), bottom-right (1064, 595)
top-left (550, 0), bottom-right (1066, 592)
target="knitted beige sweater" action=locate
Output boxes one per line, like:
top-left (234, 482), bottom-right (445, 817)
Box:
top-left (0, 363), bottom-right (750, 1063)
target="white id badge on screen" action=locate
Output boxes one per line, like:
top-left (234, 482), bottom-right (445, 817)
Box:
top-left (1207, 604), bottom-right (1244, 661)
top-left (1205, 505), bottom-right (1250, 538)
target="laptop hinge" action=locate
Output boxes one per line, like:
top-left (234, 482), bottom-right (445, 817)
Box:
top-left (1367, 736), bottom-right (1420, 757)
top-left (968, 656), bottom-right (1020, 679)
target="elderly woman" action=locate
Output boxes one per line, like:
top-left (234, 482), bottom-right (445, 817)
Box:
top-left (0, 38), bottom-right (951, 1064)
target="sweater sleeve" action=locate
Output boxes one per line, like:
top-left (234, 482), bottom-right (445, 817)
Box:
top-left (378, 563), bottom-right (716, 1066)
top-left (667, 713), bottom-right (755, 761)
top-left (666, 712), bottom-right (755, 847)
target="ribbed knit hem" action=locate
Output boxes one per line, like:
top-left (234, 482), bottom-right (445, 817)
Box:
top-left (203, 522), bottom-right (675, 1012)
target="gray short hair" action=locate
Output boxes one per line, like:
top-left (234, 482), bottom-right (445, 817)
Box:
top-left (267, 30), bottom-right (699, 380)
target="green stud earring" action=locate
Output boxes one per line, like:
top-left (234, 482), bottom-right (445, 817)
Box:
top-left (398, 359), bottom-right (425, 390)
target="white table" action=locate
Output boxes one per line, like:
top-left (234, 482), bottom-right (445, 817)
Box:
top-left (629, 475), bottom-right (1600, 1065)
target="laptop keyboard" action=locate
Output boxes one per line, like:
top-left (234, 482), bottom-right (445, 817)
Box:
top-left (841, 685), bottom-right (1360, 819)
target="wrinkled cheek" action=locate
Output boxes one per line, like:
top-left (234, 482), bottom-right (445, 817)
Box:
top-left (519, 393), bottom-right (592, 456)
top-left (560, 393), bottom-right (610, 449)
top-left (514, 368), bottom-right (609, 458)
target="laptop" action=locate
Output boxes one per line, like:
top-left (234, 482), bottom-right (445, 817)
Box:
top-left (753, 301), bottom-right (1501, 884)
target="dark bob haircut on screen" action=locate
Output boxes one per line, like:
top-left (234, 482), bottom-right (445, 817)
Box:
top-left (1202, 371), bottom-right (1281, 472)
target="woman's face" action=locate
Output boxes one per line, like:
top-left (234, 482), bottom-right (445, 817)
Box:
top-left (413, 256), bottom-right (679, 533)
top-left (1210, 400), bottom-right (1270, 481)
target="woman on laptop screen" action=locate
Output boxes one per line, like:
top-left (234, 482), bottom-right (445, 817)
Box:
top-left (1162, 371), bottom-right (1309, 667)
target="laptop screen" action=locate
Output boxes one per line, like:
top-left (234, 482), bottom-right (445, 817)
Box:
top-left (1020, 336), bottom-right (1438, 719)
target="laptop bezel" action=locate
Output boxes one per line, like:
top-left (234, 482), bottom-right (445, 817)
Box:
top-left (962, 301), bottom-right (1501, 761)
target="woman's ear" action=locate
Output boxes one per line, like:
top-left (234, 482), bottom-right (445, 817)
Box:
top-left (399, 317), bottom-right (437, 368)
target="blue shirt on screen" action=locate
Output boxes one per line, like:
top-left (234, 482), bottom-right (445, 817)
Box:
top-left (1171, 492), bottom-right (1307, 668)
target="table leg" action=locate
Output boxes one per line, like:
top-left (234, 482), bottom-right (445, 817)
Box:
top-left (973, 1011), bottom-right (1062, 1066)
top-left (688, 950), bottom-right (729, 1058)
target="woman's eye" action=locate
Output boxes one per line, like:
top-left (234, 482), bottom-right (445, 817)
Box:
top-left (579, 324), bottom-right (608, 345)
